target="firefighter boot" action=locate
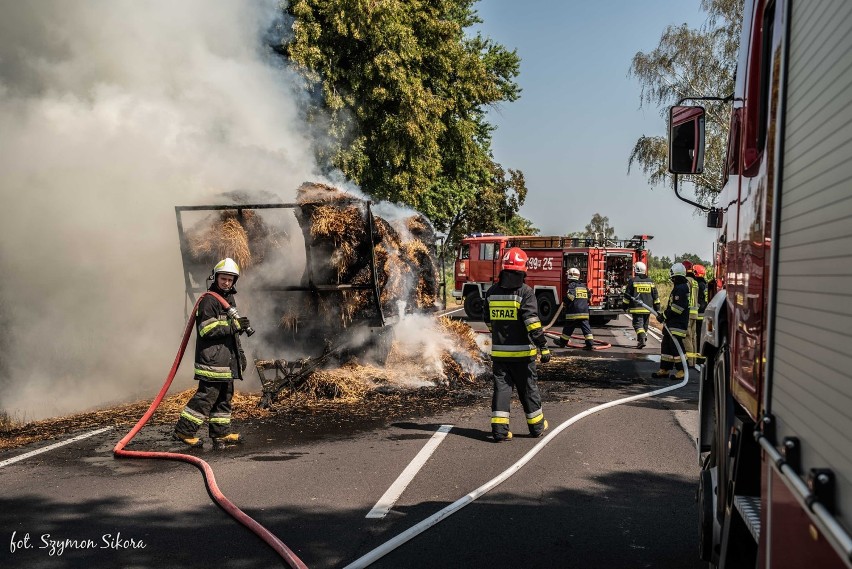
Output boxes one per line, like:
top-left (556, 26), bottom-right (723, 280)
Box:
top-left (673, 369), bottom-right (685, 381)
top-left (584, 341), bottom-right (595, 351)
top-left (173, 432), bottom-right (204, 448)
top-left (636, 334), bottom-right (646, 349)
top-left (212, 433), bottom-right (242, 449)
top-left (493, 431), bottom-right (513, 443)
top-left (651, 369), bottom-right (671, 379)
top-left (532, 420), bottom-right (549, 438)
top-left (552, 337), bottom-right (567, 348)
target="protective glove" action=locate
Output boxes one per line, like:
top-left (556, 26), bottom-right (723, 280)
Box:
top-left (656, 312), bottom-right (666, 324)
top-left (239, 349), bottom-right (248, 373)
top-left (539, 349), bottom-right (551, 364)
top-left (236, 316), bottom-right (251, 334)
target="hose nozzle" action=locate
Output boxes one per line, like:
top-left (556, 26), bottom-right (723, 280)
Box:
top-left (226, 306), bottom-right (255, 337)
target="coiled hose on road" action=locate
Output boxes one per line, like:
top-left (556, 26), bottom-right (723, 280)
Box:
top-left (113, 291), bottom-right (308, 569)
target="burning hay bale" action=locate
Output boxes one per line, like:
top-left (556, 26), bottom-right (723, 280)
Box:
top-left (293, 182), bottom-right (440, 327)
top-left (186, 208), bottom-right (283, 270)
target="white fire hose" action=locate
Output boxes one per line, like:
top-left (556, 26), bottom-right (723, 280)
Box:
top-left (344, 298), bottom-right (688, 568)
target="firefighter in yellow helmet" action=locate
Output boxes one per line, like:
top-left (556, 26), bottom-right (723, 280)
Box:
top-left (173, 258), bottom-right (251, 448)
top-left (482, 247), bottom-right (550, 442)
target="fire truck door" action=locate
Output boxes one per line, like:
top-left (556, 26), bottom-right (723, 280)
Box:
top-left (479, 240), bottom-right (500, 283)
top-left (564, 253), bottom-right (589, 300)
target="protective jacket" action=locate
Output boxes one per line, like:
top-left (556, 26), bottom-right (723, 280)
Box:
top-left (484, 270), bottom-right (548, 360)
top-left (563, 280), bottom-right (590, 319)
top-left (696, 277), bottom-right (708, 320)
top-left (687, 276), bottom-right (699, 319)
top-left (194, 285), bottom-right (245, 381)
top-left (622, 275), bottom-right (660, 314)
top-left (663, 277), bottom-right (691, 338)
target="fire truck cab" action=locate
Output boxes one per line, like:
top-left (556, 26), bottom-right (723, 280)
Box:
top-left (669, 1), bottom-right (852, 566)
top-left (453, 233), bottom-right (650, 325)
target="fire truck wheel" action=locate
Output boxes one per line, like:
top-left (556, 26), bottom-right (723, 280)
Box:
top-left (698, 466), bottom-right (716, 562)
top-left (463, 293), bottom-right (484, 321)
top-left (535, 292), bottom-right (557, 324)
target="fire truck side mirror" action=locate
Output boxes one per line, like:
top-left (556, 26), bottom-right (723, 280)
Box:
top-left (668, 105), bottom-right (706, 174)
top-left (707, 208), bottom-right (723, 228)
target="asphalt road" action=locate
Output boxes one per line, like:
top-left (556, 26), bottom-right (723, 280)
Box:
top-left (0, 313), bottom-right (702, 569)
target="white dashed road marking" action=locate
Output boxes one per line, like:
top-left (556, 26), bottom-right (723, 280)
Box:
top-left (366, 424), bottom-right (453, 519)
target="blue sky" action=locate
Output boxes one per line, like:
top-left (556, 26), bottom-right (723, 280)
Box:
top-left (474, 0), bottom-right (717, 262)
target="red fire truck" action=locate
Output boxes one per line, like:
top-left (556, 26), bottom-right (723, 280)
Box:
top-left (452, 233), bottom-right (650, 324)
top-left (669, 1), bottom-right (852, 567)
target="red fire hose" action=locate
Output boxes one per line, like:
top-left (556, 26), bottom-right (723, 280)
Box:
top-left (113, 291), bottom-right (308, 569)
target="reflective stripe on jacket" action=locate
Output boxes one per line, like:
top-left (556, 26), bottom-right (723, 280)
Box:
top-left (483, 271), bottom-right (547, 360)
top-left (687, 276), bottom-right (699, 318)
top-left (622, 275), bottom-right (660, 314)
top-left (563, 280), bottom-right (590, 319)
top-left (664, 280), bottom-right (691, 337)
top-left (194, 290), bottom-right (241, 381)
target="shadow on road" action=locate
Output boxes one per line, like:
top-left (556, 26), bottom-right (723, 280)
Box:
top-left (1, 467), bottom-right (701, 569)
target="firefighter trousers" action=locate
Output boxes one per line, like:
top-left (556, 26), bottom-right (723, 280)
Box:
top-left (174, 380), bottom-right (234, 438)
top-left (560, 318), bottom-right (594, 345)
top-left (685, 318), bottom-right (698, 366)
top-left (659, 333), bottom-right (686, 371)
top-left (632, 314), bottom-right (650, 335)
top-left (491, 359), bottom-right (546, 438)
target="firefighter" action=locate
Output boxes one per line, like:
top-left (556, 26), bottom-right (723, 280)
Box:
top-left (651, 262), bottom-right (690, 380)
top-left (173, 258), bottom-right (251, 448)
top-left (483, 247), bottom-right (550, 442)
top-left (682, 260), bottom-right (700, 367)
top-left (693, 264), bottom-right (709, 363)
top-left (622, 261), bottom-right (660, 349)
top-left (553, 267), bottom-right (594, 350)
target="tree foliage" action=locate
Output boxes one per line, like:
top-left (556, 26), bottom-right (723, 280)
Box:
top-left (566, 213), bottom-right (616, 240)
top-left (628, 0), bottom-right (743, 206)
top-left (281, 0), bottom-right (526, 236)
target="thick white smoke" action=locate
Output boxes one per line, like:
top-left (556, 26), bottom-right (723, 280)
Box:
top-left (0, 1), bottom-right (320, 420)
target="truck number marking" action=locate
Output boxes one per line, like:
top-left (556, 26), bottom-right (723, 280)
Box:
top-left (527, 257), bottom-right (554, 271)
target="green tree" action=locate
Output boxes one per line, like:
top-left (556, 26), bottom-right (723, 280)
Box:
top-left (442, 162), bottom-right (536, 258)
top-left (676, 252), bottom-right (712, 266)
top-left (583, 213), bottom-right (616, 240)
top-left (282, 0), bottom-right (523, 232)
top-left (627, 0), bottom-right (742, 206)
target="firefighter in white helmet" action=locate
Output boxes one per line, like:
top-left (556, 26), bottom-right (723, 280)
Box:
top-left (622, 261), bottom-right (660, 349)
top-left (173, 258), bottom-right (251, 448)
top-left (651, 262), bottom-right (690, 380)
top-left (482, 247), bottom-right (550, 442)
top-left (553, 267), bottom-right (594, 350)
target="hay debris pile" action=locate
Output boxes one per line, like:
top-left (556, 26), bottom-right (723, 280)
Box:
top-left (0, 319), bottom-right (489, 451)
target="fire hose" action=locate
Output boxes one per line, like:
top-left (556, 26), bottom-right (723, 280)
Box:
top-left (113, 291), bottom-right (308, 569)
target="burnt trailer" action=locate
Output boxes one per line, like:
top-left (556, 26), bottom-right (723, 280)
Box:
top-left (174, 199), bottom-right (393, 408)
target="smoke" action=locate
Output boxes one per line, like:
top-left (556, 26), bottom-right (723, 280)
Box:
top-left (0, 0), bottom-right (321, 420)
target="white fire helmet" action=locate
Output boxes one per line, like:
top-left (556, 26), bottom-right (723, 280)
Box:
top-left (670, 262), bottom-right (687, 278)
top-left (634, 261), bottom-right (647, 275)
top-left (213, 257), bottom-right (241, 285)
top-left (567, 267), bottom-right (581, 280)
